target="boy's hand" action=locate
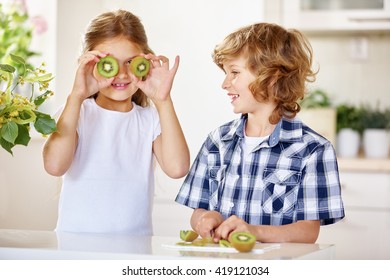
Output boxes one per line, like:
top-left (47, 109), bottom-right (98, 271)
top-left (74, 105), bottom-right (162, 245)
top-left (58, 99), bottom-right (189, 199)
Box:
top-left (213, 215), bottom-right (257, 242)
top-left (194, 210), bottom-right (224, 239)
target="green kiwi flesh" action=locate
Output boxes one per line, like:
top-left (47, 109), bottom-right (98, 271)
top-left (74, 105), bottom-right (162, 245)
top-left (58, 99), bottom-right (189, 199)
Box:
top-left (130, 56), bottom-right (150, 77)
top-left (97, 56), bottom-right (119, 78)
top-left (219, 239), bottom-right (232, 247)
top-left (230, 232), bottom-right (256, 252)
top-left (179, 230), bottom-right (199, 242)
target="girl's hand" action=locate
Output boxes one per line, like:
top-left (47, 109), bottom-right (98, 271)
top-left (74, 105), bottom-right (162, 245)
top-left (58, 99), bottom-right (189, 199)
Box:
top-left (213, 215), bottom-right (257, 242)
top-left (71, 51), bottom-right (114, 100)
top-left (131, 54), bottom-right (180, 102)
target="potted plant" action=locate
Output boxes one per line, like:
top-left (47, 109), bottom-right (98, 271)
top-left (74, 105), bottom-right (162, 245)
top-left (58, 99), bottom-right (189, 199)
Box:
top-left (335, 104), bottom-right (364, 157)
top-left (360, 104), bottom-right (390, 158)
top-left (0, 54), bottom-right (57, 155)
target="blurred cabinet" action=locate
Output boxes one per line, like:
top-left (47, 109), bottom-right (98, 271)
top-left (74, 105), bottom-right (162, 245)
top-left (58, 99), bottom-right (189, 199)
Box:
top-left (317, 171), bottom-right (390, 259)
top-left (282, 0), bottom-right (390, 32)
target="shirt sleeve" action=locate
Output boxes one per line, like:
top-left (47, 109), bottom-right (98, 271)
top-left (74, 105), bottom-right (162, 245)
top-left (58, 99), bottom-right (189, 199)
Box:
top-left (175, 138), bottom-right (212, 210)
top-left (297, 141), bottom-right (345, 225)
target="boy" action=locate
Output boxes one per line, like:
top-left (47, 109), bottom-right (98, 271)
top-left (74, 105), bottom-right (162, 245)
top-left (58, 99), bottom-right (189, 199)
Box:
top-left (175, 23), bottom-right (344, 243)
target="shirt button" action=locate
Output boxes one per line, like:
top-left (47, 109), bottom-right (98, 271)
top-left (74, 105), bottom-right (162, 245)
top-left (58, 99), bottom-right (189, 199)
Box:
top-left (230, 202), bottom-right (234, 208)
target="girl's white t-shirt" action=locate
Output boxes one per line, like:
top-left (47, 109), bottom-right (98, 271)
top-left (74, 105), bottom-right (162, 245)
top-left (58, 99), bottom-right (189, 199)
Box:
top-left (56, 98), bottom-right (161, 234)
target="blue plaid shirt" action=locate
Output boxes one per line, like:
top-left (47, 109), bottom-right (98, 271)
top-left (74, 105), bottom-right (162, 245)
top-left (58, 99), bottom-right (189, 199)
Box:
top-left (175, 115), bottom-right (345, 226)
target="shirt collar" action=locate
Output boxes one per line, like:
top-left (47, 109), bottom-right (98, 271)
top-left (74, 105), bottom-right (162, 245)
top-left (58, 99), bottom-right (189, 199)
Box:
top-left (221, 114), bottom-right (303, 147)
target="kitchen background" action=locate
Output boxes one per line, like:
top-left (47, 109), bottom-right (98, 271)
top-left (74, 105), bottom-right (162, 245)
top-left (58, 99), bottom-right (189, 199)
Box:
top-left (1, 0), bottom-right (389, 259)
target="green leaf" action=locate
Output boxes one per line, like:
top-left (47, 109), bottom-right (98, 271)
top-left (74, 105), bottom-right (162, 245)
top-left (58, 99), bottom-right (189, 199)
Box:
top-left (34, 90), bottom-right (51, 106)
top-left (10, 54), bottom-right (26, 65)
top-left (14, 124), bottom-right (31, 146)
top-left (0, 138), bottom-right (14, 155)
top-left (0, 64), bottom-right (16, 73)
top-left (33, 112), bottom-right (57, 135)
top-left (36, 73), bottom-right (53, 82)
top-left (1, 121), bottom-right (18, 144)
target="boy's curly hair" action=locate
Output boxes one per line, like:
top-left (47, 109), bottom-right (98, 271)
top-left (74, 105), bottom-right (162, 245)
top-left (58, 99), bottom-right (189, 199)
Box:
top-left (212, 23), bottom-right (317, 124)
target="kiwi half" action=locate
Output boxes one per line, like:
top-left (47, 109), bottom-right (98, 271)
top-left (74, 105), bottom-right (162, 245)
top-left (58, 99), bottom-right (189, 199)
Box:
top-left (97, 56), bottom-right (119, 78)
top-left (180, 230), bottom-right (199, 242)
top-left (130, 56), bottom-right (150, 78)
top-left (229, 232), bottom-right (256, 252)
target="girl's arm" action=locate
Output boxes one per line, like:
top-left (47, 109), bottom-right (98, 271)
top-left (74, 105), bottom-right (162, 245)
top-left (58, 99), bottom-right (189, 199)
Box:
top-left (152, 97), bottom-right (190, 178)
top-left (42, 95), bottom-right (82, 176)
top-left (135, 55), bottom-right (189, 178)
top-left (43, 51), bottom-right (112, 176)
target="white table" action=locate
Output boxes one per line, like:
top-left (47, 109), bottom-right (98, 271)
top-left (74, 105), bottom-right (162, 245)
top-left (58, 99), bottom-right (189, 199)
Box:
top-left (0, 229), bottom-right (335, 260)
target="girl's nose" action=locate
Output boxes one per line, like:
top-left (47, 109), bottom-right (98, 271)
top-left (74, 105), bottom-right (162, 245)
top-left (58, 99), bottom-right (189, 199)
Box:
top-left (117, 64), bottom-right (129, 78)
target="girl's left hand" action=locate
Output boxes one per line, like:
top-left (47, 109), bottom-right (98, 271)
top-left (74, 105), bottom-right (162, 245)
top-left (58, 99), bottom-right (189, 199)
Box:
top-left (131, 54), bottom-right (180, 102)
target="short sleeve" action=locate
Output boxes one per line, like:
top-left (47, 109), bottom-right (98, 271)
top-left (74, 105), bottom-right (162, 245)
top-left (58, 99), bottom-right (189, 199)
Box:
top-left (297, 142), bottom-right (345, 225)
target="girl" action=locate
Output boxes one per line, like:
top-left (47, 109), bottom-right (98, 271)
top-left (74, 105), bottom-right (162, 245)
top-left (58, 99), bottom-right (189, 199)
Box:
top-left (175, 23), bottom-right (344, 243)
top-left (43, 10), bottom-right (190, 234)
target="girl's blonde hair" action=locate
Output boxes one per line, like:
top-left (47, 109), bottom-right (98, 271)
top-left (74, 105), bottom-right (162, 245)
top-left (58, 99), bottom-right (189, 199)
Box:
top-left (212, 23), bottom-right (317, 124)
top-left (83, 9), bottom-right (153, 107)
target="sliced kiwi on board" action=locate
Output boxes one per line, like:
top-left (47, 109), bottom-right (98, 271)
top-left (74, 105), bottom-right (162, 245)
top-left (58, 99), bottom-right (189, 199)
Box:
top-left (179, 230), bottom-right (199, 242)
top-left (219, 239), bottom-right (232, 247)
top-left (130, 56), bottom-right (150, 78)
top-left (97, 56), bottom-right (119, 78)
top-left (229, 232), bottom-right (256, 252)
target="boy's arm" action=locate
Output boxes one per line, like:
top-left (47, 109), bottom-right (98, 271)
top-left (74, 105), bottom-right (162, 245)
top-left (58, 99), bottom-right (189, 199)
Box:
top-left (213, 215), bottom-right (320, 243)
top-left (254, 220), bottom-right (320, 243)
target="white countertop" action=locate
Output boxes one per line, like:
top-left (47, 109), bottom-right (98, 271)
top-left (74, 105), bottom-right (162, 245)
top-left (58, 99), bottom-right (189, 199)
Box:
top-left (0, 229), bottom-right (334, 260)
top-left (338, 157), bottom-right (390, 172)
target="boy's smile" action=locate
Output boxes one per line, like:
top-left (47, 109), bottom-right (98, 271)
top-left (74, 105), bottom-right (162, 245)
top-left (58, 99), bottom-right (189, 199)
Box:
top-left (221, 55), bottom-right (257, 114)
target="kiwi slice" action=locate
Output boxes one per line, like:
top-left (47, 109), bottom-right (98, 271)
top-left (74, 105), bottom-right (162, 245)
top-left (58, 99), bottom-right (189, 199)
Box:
top-left (97, 55), bottom-right (119, 78)
top-left (219, 239), bottom-right (232, 248)
top-left (229, 232), bottom-right (256, 252)
top-left (180, 230), bottom-right (199, 242)
top-left (130, 56), bottom-right (150, 78)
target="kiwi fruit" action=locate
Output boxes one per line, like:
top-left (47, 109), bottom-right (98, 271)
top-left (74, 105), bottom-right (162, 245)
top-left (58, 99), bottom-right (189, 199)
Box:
top-left (200, 237), bottom-right (215, 244)
top-left (190, 237), bottom-right (216, 246)
top-left (180, 230), bottom-right (199, 242)
top-left (219, 239), bottom-right (232, 248)
top-left (130, 56), bottom-right (150, 78)
top-left (97, 55), bottom-right (119, 78)
top-left (229, 232), bottom-right (256, 252)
